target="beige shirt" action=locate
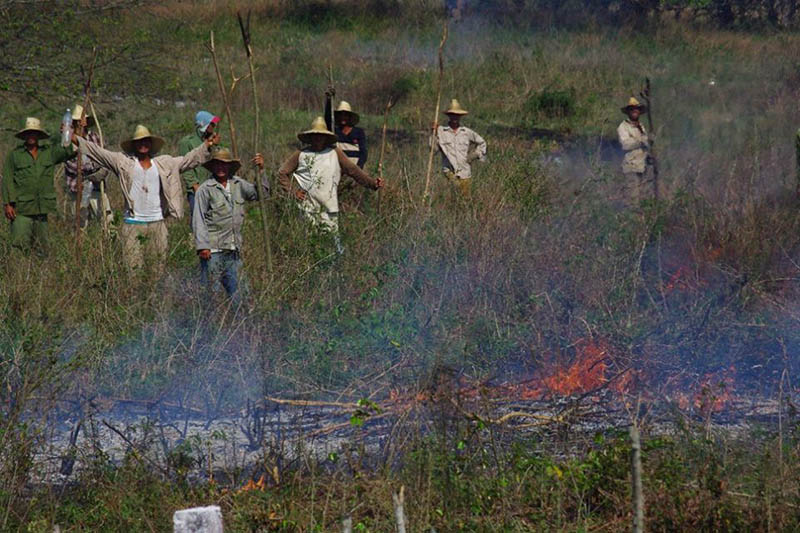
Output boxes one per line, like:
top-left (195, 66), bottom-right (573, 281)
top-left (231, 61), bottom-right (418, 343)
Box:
top-left (76, 136), bottom-right (210, 219)
top-left (617, 120), bottom-right (649, 174)
top-left (436, 125), bottom-right (487, 179)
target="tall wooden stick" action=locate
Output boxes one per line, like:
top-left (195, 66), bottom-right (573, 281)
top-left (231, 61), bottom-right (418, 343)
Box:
top-left (630, 424), bottom-right (644, 533)
top-left (88, 98), bottom-right (109, 237)
top-left (640, 78), bottom-right (659, 202)
top-left (74, 47), bottom-right (98, 258)
top-left (423, 21), bottom-right (448, 205)
top-left (328, 64), bottom-right (335, 133)
top-left (238, 10), bottom-right (273, 272)
top-left (377, 97), bottom-right (394, 215)
top-left (208, 30), bottom-right (239, 158)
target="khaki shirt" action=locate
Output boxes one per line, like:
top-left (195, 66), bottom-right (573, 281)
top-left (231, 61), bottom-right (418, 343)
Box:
top-left (76, 136), bottom-right (210, 219)
top-left (617, 120), bottom-right (649, 174)
top-left (192, 177), bottom-right (258, 251)
top-left (436, 125), bottom-right (487, 179)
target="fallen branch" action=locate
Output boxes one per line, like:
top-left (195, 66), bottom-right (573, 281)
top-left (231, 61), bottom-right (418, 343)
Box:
top-left (264, 396), bottom-right (360, 409)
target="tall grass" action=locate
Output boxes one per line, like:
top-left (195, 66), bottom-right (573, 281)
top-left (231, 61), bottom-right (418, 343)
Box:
top-left (1, 3), bottom-right (800, 530)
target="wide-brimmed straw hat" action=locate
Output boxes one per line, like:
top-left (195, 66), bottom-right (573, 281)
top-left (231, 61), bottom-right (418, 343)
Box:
top-left (621, 96), bottom-right (647, 114)
top-left (333, 101), bottom-right (360, 126)
top-left (120, 124), bottom-right (165, 154)
top-left (16, 117), bottom-right (50, 140)
top-left (297, 116), bottom-right (337, 146)
top-left (202, 147), bottom-right (241, 175)
top-left (71, 104), bottom-right (95, 128)
top-left (444, 99), bottom-right (469, 115)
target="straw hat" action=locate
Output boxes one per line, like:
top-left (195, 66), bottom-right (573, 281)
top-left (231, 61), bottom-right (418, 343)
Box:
top-left (297, 116), bottom-right (337, 145)
top-left (444, 99), bottom-right (468, 115)
top-left (334, 101), bottom-right (360, 126)
top-left (120, 124), bottom-right (165, 154)
top-left (621, 96), bottom-right (647, 114)
top-left (202, 147), bottom-right (241, 175)
top-left (16, 117), bottom-right (50, 140)
top-left (71, 104), bottom-right (95, 128)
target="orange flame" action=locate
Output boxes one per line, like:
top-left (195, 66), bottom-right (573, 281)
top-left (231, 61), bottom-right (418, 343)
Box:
top-left (518, 339), bottom-right (631, 400)
top-left (238, 474), bottom-right (266, 494)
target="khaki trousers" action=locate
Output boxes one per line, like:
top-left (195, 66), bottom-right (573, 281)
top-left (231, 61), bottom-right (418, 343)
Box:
top-left (623, 171), bottom-right (652, 207)
top-left (120, 220), bottom-right (168, 271)
top-left (444, 169), bottom-right (472, 199)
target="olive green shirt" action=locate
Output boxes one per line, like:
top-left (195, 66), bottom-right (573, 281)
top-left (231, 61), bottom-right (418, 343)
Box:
top-left (3, 141), bottom-right (75, 215)
top-left (178, 131), bottom-right (210, 190)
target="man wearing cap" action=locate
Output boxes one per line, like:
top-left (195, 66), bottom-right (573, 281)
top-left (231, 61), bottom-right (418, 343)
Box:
top-left (435, 99), bottom-right (487, 197)
top-left (73, 124), bottom-right (219, 270)
top-left (617, 96), bottom-right (653, 206)
top-left (64, 104), bottom-right (111, 229)
top-left (2, 117), bottom-right (76, 250)
top-left (277, 116), bottom-right (382, 253)
top-left (192, 148), bottom-right (267, 300)
top-left (179, 111), bottom-right (220, 219)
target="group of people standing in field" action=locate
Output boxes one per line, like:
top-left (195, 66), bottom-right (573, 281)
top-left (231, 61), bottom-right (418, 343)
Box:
top-left (1, 91), bottom-right (490, 302)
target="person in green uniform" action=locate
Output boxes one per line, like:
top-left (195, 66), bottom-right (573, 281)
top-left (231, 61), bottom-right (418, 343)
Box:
top-left (2, 117), bottom-right (75, 251)
top-left (178, 111), bottom-right (220, 219)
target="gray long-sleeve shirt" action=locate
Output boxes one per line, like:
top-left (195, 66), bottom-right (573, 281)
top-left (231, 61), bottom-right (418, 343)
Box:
top-left (192, 176), bottom-right (259, 251)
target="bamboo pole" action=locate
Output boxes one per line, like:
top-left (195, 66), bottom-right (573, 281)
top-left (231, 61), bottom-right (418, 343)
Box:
top-left (630, 424), bottom-right (644, 533)
top-left (208, 30), bottom-right (239, 158)
top-left (422, 21), bottom-right (448, 205)
top-left (238, 10), bottom-right (274, 273)
top-left (377, 97), bottom-right (394, 214)
top-left (74, 47), bottom-right (98, 258)
top-left (342, 516), bottom-right (352, 533)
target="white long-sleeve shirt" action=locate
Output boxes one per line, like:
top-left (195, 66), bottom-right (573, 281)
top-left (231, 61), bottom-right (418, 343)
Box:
top-left (436, 125), bottom-right (487, 179)
top-left (617, 120), bottom-right (649, 174)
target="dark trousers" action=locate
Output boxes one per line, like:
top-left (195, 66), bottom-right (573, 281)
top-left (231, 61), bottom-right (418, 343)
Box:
top-left (200, 250), bottom-right (245, 300)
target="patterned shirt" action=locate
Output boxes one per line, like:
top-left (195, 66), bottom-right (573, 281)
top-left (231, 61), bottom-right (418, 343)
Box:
top-left (65, 130), bottom-right (103, 192)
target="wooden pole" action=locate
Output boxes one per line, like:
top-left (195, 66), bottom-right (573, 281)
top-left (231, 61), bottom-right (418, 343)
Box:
top-left (342, 516), bottom-right (352, 533)
top-left (377, 97), bottom-right (394, 215)
top-left (423, 21), bottom-right (448, 205)
top-left (640, 78), bottom-right (659, 202)
top-left (74, 47), bottom-right (98, 258)
top-left (630, 424), bottom-right (644, 533)
top-left (208, 30), bottom-right (239, 158)
top-left (328, 64), bottom-right (336, 133)
top-left (88, 98), bottom-right (109, 237)
top-left (238, 10), bottom-right (273, 273)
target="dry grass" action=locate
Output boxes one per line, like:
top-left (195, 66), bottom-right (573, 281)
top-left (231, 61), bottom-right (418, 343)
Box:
top-left (1, 3), bottom-right (800, 530)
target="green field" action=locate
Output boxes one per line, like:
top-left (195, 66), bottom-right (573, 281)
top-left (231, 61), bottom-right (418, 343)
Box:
top-left (1, 1), bottom-right (800, 530)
